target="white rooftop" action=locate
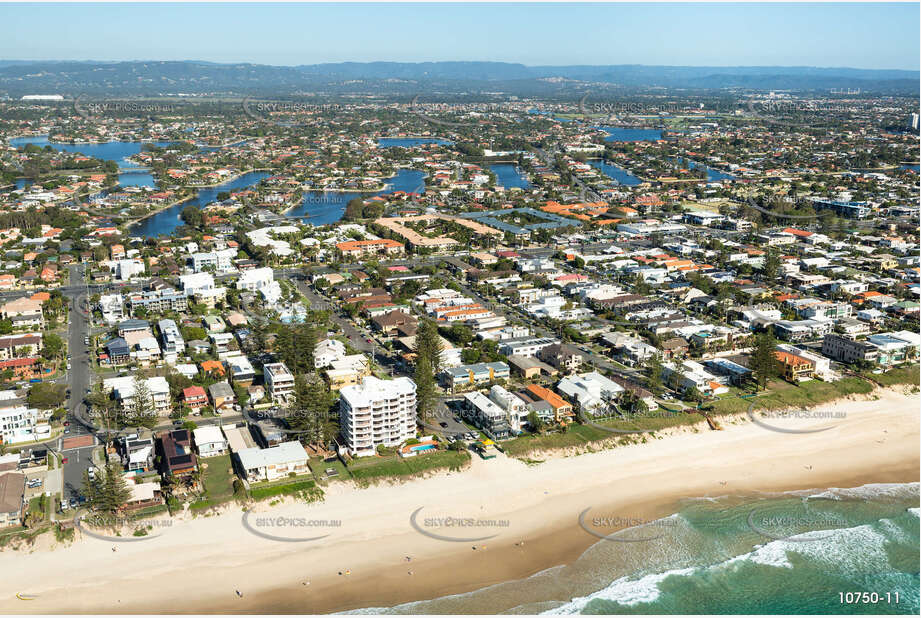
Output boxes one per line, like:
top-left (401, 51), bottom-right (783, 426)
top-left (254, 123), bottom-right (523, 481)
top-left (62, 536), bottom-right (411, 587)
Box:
top-left (237, 441), bottom-right (307, 470)
top-left (193, 425), bottom-right (226, 446)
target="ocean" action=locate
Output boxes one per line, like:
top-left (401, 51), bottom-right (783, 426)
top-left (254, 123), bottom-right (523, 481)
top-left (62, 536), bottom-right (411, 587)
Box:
top-left (348, 483), bottom-right (919, 615)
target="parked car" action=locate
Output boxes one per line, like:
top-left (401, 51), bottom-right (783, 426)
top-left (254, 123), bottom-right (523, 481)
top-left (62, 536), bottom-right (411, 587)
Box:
top-left (439, 421), bottom-right (449, 428)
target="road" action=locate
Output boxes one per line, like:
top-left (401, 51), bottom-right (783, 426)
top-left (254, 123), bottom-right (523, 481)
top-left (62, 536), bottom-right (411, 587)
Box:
top-left (286, 273), bottom-right (405, 377)
top-left (60, 264), bottom-right (96, 501)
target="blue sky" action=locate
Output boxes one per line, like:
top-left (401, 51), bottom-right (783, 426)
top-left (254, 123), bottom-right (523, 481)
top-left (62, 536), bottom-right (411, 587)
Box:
top-left (2, 3), bottom-right (918, 70)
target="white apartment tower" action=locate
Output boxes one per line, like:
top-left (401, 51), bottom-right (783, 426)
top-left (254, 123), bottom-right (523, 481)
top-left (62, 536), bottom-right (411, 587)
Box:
top-left (338, 376), bottom-right (416, 457)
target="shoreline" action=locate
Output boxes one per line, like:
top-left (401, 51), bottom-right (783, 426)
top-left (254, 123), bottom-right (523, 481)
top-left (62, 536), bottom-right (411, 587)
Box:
top-left (124, 168), bottom-right (273, 231)
top-left (281, 168), bottom-right (425, 216)
top-left (0, 385), bottom-right (917, 614)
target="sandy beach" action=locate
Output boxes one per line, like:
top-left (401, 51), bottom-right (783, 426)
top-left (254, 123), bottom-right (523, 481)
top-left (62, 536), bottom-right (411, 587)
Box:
top-left (1, 386), bottom-right (917, 614)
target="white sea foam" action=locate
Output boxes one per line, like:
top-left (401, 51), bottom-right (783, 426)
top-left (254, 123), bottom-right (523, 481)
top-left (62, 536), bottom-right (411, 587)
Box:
top-left (806, 482), bottom-right (920, 501)
top-left (545, 518), bottom-right (899, 615)
top-left (545, 568), bottom-right (696, 614)
top-left (729, 541), bottom-right (794, 569)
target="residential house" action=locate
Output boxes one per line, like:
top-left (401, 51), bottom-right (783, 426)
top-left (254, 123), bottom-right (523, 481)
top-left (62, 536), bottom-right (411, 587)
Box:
top-left (821, 334), bottom-right (880, 365)
top-left (182, 386), bottom-right (209, 414)
top-left (192, 425), bottom-right (228, 458)
top-left (538, 343), bottom-right (584, 373)
top-left (439, 362), bottom-right (509, 390)
top-left (264, 363), bottom-right (295, 403)
top-left (774, 350), bottom-right (816, 382)
top-left (236, 441), bottom-right (309, 482)
top-left (158, 429), bottom-right (197, 477)
top-left (555, 371), bottom-right (624, 416)
top-left (0, 472), bottom-right (25, 527)
top-left (0, 297), bottom-right (42, 329)
top-left (208, 381), bottom-right (236, 413)
top-left (462, 391), bottom-right (511, 439)
top-left (524, 384), bottom-right (574, 423)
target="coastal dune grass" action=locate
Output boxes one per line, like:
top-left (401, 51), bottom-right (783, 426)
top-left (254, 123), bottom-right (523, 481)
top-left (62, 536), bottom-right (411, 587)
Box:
top-left (868, 365), bottom-right (920, 387)
top-left (249, 478), bottom-right (323, 502)
top-left (347, 450), bottom-right (470, 483)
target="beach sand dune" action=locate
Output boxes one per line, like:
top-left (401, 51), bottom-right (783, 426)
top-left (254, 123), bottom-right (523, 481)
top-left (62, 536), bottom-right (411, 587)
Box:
top-left (1, 387), bottom-right (917, 614)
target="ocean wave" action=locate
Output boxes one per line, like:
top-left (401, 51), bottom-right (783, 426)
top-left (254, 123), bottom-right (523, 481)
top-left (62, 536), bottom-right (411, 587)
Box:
top-left (547, 568), bottom-right (696, 614)
top-left (544, 514), bottom-right (908, 614)
top-left (805, 482), bottom-right (920, 501)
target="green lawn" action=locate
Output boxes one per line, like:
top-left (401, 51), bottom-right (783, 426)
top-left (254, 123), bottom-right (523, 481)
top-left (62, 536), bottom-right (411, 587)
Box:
top-left (711, 377), bottom-right (874, 416)
top-left (200, 454), bottom-right (237, 503)
top-left (868, 364), bottom-right (920, 387)
top-left (308, 456), bottom-right (350, 481)
top-left (249, 478), bottom-right (323, 502)
top-left (28, 495), bottom-right (47, 518)
top-left (347, 450), bottom-right (471, 483)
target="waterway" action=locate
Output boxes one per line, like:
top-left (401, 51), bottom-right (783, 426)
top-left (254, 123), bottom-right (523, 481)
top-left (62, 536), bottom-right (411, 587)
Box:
top-left (672, 157), bottom-right (736, 181)
top-left (588, 159), bottom-right (642, 186)
top-left (490, 163), bottom-right (531, 189)
top-left (285, 168), bottom-right (426, 226)
top-left (597, 127), bottom-right (662, 142)
top-left (129, 171), bottom-right (271, 238)
top-left (8, 136), bottom-right (171, 188)
top-left (377, 138), bottom-right (452, 148)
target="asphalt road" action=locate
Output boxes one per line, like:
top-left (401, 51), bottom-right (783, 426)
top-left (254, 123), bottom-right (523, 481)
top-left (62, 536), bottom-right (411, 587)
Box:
top-left (61, 264), bottom-right (96, 500)
top-left (289, 275), bottom-right (405, 377)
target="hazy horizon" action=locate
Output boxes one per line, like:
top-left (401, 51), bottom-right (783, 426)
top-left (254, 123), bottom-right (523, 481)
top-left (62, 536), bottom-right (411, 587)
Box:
top-left (3, 3), bottom-right (919, 71)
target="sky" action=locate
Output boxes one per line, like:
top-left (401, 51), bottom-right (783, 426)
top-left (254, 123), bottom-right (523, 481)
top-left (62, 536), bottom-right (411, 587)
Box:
top-left (2, 2), bottom-right (918, 70)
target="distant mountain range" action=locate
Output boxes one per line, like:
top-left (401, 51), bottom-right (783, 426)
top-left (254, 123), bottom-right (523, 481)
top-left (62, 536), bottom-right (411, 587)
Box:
top-left (0, 60), bottom-right (916, 97)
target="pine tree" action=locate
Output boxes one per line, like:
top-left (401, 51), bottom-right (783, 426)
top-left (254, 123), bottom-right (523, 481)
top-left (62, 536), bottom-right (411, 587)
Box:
top-left (762, 250), bottom-right (781, 284)
top-left (84, 463), bottom-right (131, 515)
top-left (290, 374), bottom-right (329, 446)
top-left (296, 324), bottom-right (318, 372)
top-left (415, 319), bottom-right (444, 377)
top-left (129, 375), bottom-right (157, 429)
top-left (413, 353), bottom-right (437, 421)
top-left (751, 332), bottom-right (778, 391)
top-left (646, 355), bottom-right (663, 395)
